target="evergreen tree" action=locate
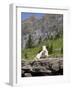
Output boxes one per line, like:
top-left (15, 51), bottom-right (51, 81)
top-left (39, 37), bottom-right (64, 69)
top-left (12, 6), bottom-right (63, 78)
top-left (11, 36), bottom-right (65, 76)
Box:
top-left (49, 44), bottom-right (53, 54)
top-left (55, 32), bottom-right (60, 39)
top-left (24, 52), bottom-right (28, 59)
top-left (50, 35), bottom-right (53, 40)
top-left (38, 36), bottom-right (42, 44)
top-left (61, 47), bottom-right (63, 54)
top-left (46, 44), bottom-right (49, 51)
top-left (26, 34), bottom-right (33, 48)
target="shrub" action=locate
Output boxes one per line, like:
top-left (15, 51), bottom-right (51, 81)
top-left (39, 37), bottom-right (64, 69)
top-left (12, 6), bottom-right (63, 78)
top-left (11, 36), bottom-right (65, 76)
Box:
top-left (24, 52), bottom-right (28, 59)
top-left (61, 47), bottom-right (63, 54)
top-left (48, 44), bottom-right (53, 54)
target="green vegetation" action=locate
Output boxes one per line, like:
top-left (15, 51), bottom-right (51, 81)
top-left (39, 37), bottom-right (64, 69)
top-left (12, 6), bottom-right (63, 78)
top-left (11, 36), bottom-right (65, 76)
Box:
top-left (61, 47), bottom-right (63, 54)
top-left (48, 43), bottom-right (53, 54)
top-left (21, 37), bottom-right (63, 61)
top-left (38, 36), bottom-right (42, 44)
top-left (25, 34), bottom-right (33, 48)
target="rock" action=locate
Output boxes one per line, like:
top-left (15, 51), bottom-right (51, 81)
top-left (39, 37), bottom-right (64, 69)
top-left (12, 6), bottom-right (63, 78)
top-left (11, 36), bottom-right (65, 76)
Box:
top-left (21, 70), bottom-right (25, 77)
top-left (32, 66), bottom-right (46, 72)
top-left (21, 57), bottom-right (63, 77)
top-left (21, 60), bottom-right (28, 67)
top-left (59, 60), bottom-right (63, 69)
top-left (22, 65), bottom-right (32, 73)
top-left (31, 66), bottom-right (52, 76)
top-left (24, 73), bottom-right (32, 77)
top-left (52, 63), bottom-right (59, 71)
top-left (31, 61), bottom-right (41, 67)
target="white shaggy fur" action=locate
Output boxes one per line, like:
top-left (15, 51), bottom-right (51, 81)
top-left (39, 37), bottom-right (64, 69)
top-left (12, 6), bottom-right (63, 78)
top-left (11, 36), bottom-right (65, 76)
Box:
top-left (34, 46), bottom-right (48, 60)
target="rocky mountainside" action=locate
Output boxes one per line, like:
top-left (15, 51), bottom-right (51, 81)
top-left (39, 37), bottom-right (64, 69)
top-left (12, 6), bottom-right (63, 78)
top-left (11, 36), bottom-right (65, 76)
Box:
top-left (21, 14), bottom-right (63, 48)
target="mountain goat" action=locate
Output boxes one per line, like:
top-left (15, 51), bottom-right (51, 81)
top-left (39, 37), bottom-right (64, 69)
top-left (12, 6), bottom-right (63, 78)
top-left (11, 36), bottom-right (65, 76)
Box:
top-left (34, 46), bottom-right (48, 60)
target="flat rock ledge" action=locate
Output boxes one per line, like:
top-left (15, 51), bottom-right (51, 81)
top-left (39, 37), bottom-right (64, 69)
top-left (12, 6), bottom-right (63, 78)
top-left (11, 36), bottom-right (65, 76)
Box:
top-left (21, 57), bottom-right (63, 77)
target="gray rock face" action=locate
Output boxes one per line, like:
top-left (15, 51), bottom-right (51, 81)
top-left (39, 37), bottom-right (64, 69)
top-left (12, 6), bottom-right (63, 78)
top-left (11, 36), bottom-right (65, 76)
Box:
top-left (21, 58), bottom-right (63, 77)
top-left (21, 14), bottom-right (63, 48)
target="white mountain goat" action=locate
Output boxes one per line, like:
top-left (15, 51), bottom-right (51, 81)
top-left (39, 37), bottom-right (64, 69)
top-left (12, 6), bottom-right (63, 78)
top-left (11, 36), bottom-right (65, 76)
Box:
top-left (34, 46), bottom-right (48, 60)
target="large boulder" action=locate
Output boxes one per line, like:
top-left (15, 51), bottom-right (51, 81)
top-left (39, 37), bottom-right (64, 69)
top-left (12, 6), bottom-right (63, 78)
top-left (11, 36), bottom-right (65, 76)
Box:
top-left (21, 57), bottom-right (63, 77)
